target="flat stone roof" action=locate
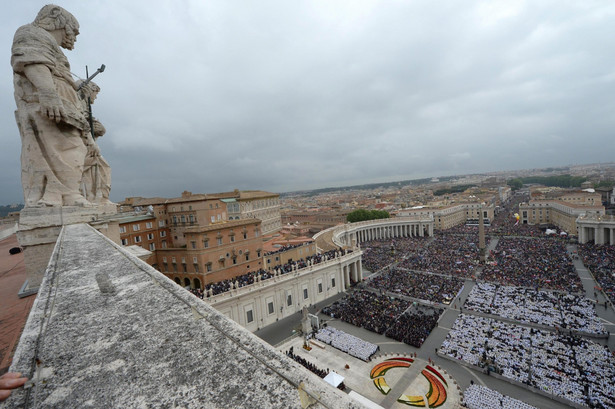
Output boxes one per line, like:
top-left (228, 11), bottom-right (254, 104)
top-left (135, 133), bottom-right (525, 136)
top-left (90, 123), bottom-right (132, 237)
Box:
top-left (4, 224), bottom-right (364, 409)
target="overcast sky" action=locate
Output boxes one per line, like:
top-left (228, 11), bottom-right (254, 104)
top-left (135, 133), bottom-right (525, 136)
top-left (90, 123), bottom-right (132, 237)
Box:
top-left (2, 1), bottom-right (615, 204)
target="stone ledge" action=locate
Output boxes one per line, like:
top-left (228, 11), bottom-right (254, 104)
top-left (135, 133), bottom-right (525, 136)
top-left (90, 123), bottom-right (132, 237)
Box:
top-left (3, 224), bottom-right (365, 409)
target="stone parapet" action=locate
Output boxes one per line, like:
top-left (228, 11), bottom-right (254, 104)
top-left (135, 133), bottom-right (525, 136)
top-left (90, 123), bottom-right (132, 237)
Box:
top-left (4, 224), bottom-right (365, 409)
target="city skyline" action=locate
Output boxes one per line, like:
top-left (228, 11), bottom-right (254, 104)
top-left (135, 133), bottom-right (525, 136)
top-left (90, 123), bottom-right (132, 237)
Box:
top-left (2, 1), bottom-right (615, 204)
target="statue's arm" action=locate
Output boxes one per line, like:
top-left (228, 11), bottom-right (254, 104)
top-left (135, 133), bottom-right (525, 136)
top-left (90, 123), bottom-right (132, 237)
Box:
top-left (22, 64), bottom-right (66, 123)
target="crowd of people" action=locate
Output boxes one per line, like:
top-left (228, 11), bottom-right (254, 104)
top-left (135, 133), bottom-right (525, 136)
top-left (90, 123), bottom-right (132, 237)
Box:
top-left (285, 346), bottom-right (346, 390)
top-left (322, 289), bottom-right (411, 335)
top-left (188, 248), bottom-right (345, 298)
top-left (440, 314), bottom-right (615, 408)
top-left (463, 384), bottom-right (538, 409)
top-left (361, 237), bottom-right (427, 273)
top-left (464, 283), bottom-right (607, 335)
top-left (399, 232), bottom-right (481, 278)
top-left (322, 289), bottom-right (443, 349)
top-left (480, 237), bottom-right (582, 292)
top-left (369, 268), bottom-right (463, 305)
top-left (313, 326), bottom-right (379, 361)
top-left (578, 243), bottom-right (615, 305)
top-left (384, 306), bottom-right (443, 348)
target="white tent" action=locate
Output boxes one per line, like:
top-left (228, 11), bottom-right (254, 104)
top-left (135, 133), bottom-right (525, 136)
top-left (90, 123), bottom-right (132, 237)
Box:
top-left (323, 371), bottom-right (344, 388)
top-left (545, 229), bottom-right (557, 236)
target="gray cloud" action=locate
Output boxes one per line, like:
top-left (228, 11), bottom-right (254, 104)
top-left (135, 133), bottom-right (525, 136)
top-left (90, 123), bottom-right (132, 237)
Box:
top-left (2, 0), bottom-right (614, 204)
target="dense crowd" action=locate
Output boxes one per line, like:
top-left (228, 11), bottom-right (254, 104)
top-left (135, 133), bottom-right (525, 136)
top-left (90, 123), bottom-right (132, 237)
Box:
top-left (384, 306), bottom-right (443, 348)
top-left (440, 314), bottom-right (615, 408)
top-left (464, 283), bottom-right (606, 335)
top-left (285, 346), bottom-right (346, 390)
top-left (369, 268), bottom-right (463, 304)
top-left (322, 289), bottom-right (410, 335)
top-left (480, 237), bottom-right (581, 292)
top-left (361, 237), bottom-right (426, 273)
top-left (399, 232), bottom-right (481, 278)
top-left (463, 384), bottom-right (538, 409)
top-left (188, 248), bottom-right (344, 298)
top-left (322, 289), bottom-right (443, 348)
top-left (578, 243), bottom-right (615, 305)
top-left (314, 327), bottom-right (379, 361)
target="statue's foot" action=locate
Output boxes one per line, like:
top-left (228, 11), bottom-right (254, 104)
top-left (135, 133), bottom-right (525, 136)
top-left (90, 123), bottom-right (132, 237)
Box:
top-left (96, 198), bottom-right (117, 206)
top-left (35, 199), bottom-right (59, 207)
top-left (64, 194), bottom-right (93, 207)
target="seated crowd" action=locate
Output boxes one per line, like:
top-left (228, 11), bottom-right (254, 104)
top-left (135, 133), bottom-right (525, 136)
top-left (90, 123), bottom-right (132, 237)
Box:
top-left (322, 289), bottom-right (410, 335)
top-left (361, 237), bottom-right (426, 273)
top-left (314, 326), bottom-right (379, 361)
top-left (578, 243), bottom-right (615, 305)
top-left (285, 346), bottom-right (346, 390)
top-left (322, 289), bottom-right (442, 348)
top-left (480, 237), bottom-right (582, 292)
top-left (464, 283), bottom-right (606, 335)
top-left (399, 232), bottom-right (481, 278)
top-left (369, 268), bottom-right (463, 305)
top-left (463, 384), bottom-right (538, 409)
top-left (265, 242), bottom-right (310, 256)
top-left (440, 314), bottom-right (615, 409)
top-left (384, 306), bottom-right (443, 348)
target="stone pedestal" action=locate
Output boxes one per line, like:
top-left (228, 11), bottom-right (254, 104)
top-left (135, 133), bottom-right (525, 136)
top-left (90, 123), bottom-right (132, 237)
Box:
top-left (17, 204), bottom-right (118, 297)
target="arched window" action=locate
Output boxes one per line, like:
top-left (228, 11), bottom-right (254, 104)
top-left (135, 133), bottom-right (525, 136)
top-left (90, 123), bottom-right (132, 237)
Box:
top-left (184, 277), bottom-right (191, 287)
top-left (194, 278), bottom-right (201, 289)
top-left (174, 277), bottom-right (181, 284)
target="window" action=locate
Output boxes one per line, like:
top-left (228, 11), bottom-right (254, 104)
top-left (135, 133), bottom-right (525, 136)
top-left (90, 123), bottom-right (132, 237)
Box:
top-left (267, 301), bottom-right (274, 315)
top-left (287, 292), bottom-right (292, 306)
top-left (230, 235), bottom-right (235, 243)
top-left (159, 220), bottom-right (165, 227)
top-left (245, 254), bottom-right (249, 261)
top-left (181, 215), bottom-right (186, 223)
top-left (318, 281), bottom-right (323, 294)
top-left (160, 231), bottom-right (166, 237)
top-left (121, 238), bottom-right (128, 246)
top-left (257, 251), bottom-right (261, 258)
top-left (203, 240), bottom-right (209, 248)
top-left (217, 237), bottom-right (223, 245)
top-left (132, 224), bottom-right (140, 231)
top-left (243, 232), bottom-right (247, 239)
top-left (146, 222), bottom-right (153, 229)
top-left (246, 309), bottom-right (254, 323)
top-left (119, 226), bottom-right (126, 233)
top-left (191, 241), bottom-right (196, 249)
top-left (331, 277), bottom-right (336, 288)
top-left (189, 215), bottom-right (195, 223)
top-left (206, 264), bottom-right (212, 272)
top-left (303, 288), bottom-right (308, 300)
top-left (149, 243), bottom-right (155, 251)
top-left (161, 240), bottom-right (167, 249)
top-left (211, 216), bottom-right (215, 223)
top-left (134, 236), bottom-right (142, 243)
top-left (181, 257), bottom-right (186, 264)
top-left (232, 258), bottom-right (237, 265)
top-left (147, 233), bottom-right (154, 240)
top-left (194, 264), bottom-right (199, 273)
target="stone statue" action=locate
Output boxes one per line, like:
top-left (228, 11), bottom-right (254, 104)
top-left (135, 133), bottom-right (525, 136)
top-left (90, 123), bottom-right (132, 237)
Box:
top-left (12, 5), bottom-right (93, 207)
top-left (78, 81), bottom-right (113, 204)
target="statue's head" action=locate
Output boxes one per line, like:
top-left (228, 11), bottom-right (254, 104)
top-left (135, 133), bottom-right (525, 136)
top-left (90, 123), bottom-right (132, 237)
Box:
top-left (33, 5), bottom-right (80, 50)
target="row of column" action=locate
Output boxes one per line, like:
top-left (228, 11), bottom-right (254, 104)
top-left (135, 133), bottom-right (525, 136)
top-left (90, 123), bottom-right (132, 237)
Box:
top-left (579, 225), bottom-right (615, 245)
top-left (342, 260), bottom-right (363, 289)
top-left (353, 223), bottom-right (433, 244)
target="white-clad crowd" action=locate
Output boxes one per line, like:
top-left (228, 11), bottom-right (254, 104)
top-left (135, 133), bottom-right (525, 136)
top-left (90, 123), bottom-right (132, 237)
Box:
top-left (463, 384), bottom-right (538, 409)
top-left (464, 283), bottom-right (607, 335)
top-left (439, 314), bottom-right (615, 408)
top-left (314, 327), bottom-right (378, 362)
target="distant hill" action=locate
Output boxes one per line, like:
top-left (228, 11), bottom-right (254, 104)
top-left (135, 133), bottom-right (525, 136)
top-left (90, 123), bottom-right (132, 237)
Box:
top-left (0, 204), bottom-right (24, 217)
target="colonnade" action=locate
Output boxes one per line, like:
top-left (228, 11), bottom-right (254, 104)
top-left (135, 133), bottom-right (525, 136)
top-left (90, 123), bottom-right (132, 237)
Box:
top-left (578, 222), bottom-right (615, 245)
top-left (330, 218), bottom-right (435, 248)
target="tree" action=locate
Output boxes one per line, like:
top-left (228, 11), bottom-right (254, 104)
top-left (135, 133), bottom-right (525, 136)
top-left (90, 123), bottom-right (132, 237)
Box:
top-left (347, 209), bottom-right (390, 223)
top-left (507, 178), bottom-right (523, 191)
